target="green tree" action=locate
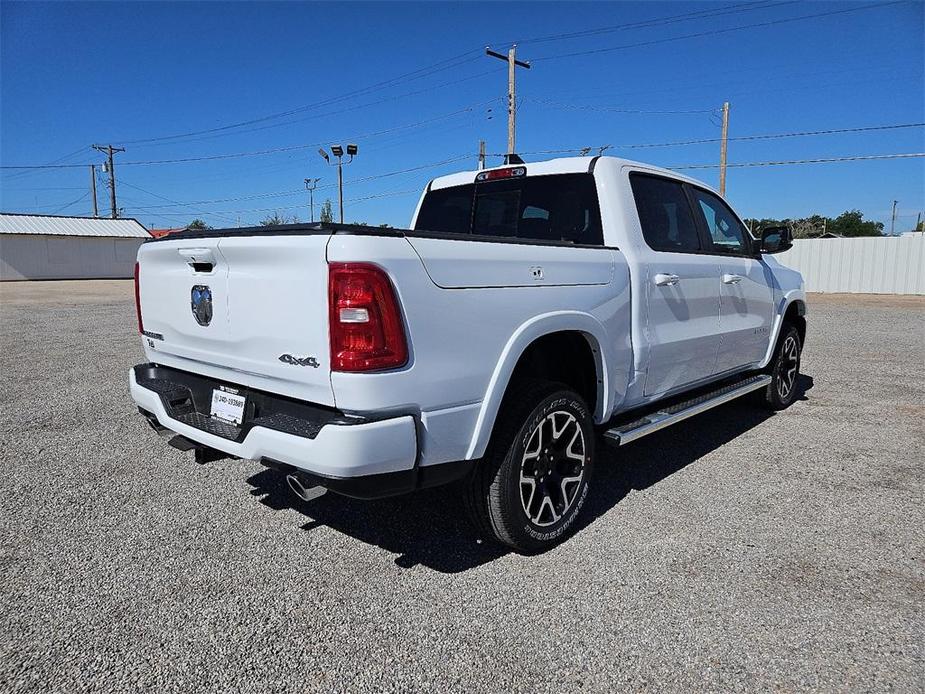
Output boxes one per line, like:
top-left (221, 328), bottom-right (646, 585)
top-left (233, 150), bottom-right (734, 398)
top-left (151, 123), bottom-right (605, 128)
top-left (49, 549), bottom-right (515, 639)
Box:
top-left (187, 218), bottom-right (210, 230)
top-left (746, 211), bottom-right (884, 239)
top-left (827, 209), bottom-right (883, 237)
top-left (789, 215), bottom-right (827, 239)
top-left (319, 199), bottom-right (334, 223)
top-left (260, 212), bottom-right (300, 226)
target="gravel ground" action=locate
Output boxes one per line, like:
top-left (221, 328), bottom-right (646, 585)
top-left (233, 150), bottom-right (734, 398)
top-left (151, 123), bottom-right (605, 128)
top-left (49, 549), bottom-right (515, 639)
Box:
top-left (1, 281), bottom-right (922, 693)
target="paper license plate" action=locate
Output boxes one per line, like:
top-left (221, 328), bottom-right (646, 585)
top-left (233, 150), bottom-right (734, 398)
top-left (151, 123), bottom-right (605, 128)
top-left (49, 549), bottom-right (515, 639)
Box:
top-left (210, 388), bottom-right (246, 424)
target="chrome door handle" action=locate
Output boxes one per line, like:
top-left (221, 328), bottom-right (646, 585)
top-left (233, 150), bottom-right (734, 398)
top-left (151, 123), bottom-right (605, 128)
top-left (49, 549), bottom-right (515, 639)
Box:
top-left (722, 273), bottom-right (743, 284)
top-left (654, 273), bottom-right (681, 286)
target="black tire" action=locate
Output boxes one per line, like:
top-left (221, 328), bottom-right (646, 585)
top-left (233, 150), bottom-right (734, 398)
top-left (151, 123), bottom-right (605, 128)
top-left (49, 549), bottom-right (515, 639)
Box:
top-left (465, 379), bottom-right (595, 553)
top-left (758, 323), bottom-right (802, 410)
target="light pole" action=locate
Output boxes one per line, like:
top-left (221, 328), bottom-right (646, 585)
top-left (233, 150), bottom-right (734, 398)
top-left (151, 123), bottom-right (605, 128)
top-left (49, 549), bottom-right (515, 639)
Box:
top-left (304, 177), bottom-right (321, 223)
top-left (318, 144), bottom-right (358, 223)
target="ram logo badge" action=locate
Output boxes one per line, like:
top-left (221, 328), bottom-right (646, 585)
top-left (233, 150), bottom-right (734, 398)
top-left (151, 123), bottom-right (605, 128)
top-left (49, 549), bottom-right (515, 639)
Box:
top-left (279, 354), bottom-right (321, 368)
top-left (190, 285), bottom-right (213, 326)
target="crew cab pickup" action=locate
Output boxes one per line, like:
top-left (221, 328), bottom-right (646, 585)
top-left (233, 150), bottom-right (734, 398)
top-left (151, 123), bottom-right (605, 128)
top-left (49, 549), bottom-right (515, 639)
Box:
top-left (131, 156), bottom-right (805, 552)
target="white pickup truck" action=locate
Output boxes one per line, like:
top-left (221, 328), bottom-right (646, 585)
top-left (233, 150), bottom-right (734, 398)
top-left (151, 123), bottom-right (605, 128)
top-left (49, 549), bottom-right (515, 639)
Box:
top-left (131, 156), bottom-right (805, 552)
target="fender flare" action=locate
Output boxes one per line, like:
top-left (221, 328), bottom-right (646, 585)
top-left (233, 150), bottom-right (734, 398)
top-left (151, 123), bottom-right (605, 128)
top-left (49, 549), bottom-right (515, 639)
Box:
top-left (760, 290), bottom-right (807, 368)
top-left (464, 311), bottom-right (613, 460)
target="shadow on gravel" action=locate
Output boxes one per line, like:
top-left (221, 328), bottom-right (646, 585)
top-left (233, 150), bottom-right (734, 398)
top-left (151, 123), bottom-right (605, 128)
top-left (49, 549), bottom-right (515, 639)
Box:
top-left (246, 469), bottom-right (507, 572)
top-left (245, 374), bottom-right (813, 574)
top-left (578, 373), bottom-right (814, 532)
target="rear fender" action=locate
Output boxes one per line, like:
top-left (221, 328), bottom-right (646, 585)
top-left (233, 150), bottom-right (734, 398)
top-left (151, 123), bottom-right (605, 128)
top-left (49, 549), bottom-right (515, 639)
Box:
top-left (464, 311), bottom-right (613, 460)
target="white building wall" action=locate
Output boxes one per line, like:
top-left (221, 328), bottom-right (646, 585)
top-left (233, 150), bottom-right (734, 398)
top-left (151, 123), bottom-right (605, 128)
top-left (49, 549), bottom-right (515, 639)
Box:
top-left (0, 234), bottom-right (145, 280)
top-left (776, 235), bottom-right (925, 295)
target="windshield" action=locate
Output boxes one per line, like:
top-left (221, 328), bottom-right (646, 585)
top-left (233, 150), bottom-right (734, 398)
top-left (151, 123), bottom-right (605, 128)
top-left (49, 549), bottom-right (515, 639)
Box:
top-left (414, 173), bottom-right (604, 245)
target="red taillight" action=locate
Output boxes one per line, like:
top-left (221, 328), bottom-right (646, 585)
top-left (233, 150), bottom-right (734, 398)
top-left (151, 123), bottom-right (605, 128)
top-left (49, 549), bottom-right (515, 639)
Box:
top-left (134, 261), bottom-right (144, 334)
top-left (328, 262), bottom-right (407, 372)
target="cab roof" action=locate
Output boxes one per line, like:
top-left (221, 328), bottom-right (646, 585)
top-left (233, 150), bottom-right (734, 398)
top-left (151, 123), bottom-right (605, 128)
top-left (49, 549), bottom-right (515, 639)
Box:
top-left (427, 155), bottom-right (717, 195)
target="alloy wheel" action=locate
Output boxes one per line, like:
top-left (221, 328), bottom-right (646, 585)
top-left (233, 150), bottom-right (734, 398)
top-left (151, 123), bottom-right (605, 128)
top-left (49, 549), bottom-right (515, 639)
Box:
top-left (519, 410), bottom-right (586, 527)
top-left (777, 334), bottom-right (800, 400)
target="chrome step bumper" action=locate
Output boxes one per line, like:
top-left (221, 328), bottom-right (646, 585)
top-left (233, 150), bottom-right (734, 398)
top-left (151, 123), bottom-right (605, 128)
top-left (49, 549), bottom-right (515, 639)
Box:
top-left (604, 375), bottom-right (771, 446)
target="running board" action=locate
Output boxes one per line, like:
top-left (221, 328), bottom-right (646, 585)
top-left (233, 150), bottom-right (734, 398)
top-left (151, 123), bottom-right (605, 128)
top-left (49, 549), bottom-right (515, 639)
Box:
top-left (603, 375), bottom-right (771, 446)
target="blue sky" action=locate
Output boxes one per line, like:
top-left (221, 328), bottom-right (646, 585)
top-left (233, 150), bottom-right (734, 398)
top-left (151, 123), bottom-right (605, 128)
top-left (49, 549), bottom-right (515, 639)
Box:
top-left (1, 1), bottom-right (923, 231)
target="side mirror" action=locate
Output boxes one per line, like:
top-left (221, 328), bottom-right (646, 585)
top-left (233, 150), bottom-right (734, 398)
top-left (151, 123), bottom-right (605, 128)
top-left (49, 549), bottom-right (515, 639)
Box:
top-left (759, 225), bottom-right (793, 254)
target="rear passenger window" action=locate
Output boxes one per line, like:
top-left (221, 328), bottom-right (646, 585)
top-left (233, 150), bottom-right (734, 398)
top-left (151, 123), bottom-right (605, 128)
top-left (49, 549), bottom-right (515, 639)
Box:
top-left (414, 173), bottom-right (603, 245)
top-left (629, 173), bottom-right (701, 253)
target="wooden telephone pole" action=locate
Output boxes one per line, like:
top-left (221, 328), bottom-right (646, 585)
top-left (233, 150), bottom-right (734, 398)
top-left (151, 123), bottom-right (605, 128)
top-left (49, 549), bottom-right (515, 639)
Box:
top-left (92, 144), bottom-right (125, 218)
top-left (485, 45), bottom-right (531, 160)
top-left (719, 101), bottom-right (730, 196)
top-left (89, 165), bottom-right (99, 217)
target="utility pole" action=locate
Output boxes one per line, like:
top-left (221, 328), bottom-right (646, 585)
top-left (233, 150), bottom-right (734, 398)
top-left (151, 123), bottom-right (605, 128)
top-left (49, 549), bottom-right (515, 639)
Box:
top-left (719, 101), bottom-right (730, 196)
top-left (890, 200), bottom-right (898, 236)
top-left (92, 144), bottom-right (125, 218)
top-left (304, 177), bottom-right (321, 223)
top-left (485, 45), bottom-right (531, 161)
top-left (89, 165), bottom-right (98, 217)
top-left (478, 140), bottom-right (486, 170)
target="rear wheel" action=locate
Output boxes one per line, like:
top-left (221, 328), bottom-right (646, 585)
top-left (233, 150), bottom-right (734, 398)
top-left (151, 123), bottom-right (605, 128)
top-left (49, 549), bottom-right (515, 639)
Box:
top-left (465, 380), bottom-right (595, 553)
top-left (759, 323), bottom-right (802, 410)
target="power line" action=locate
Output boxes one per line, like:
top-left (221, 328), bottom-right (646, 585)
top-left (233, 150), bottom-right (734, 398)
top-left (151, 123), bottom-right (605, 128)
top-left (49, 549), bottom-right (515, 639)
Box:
top-left (124, 154), bottom-right (925, 218)
top-left (485, 123), bottom-right (925, 157)
top-left (531, 1), bottom-right (907, 62)
top-left (117, 103), bottom-right (492, 165)
top-left (115, 51), bottom-right (485, 145)
top-left (505, 1), bottom-right (797, 46)
top-left (0, 102), bottom-right (494, 171)
top-left (101, 2), bottom-right (797, 147)
top-left (670, 152), bottom-right (925, 170)
top-left (617, 122), bottom-right (925, 149)
top-left (124, 67), bottom-right (503, 149)
top-left (80, 2), bottom-right (839, 149)
top-left (118, 179), bottom-right (239, 225)
top-left (527, 96), bottom-right (719, 115)
top-left (6, 121), bottom-right (922, 174)
top-left (1, 146), bottom-right (93, 182)
top-left (49, 191), bottom-right (90, 214)
top-left (125, 187), bottom-right (423, 219)
top-left (121, 154), bottom-right (473, 212)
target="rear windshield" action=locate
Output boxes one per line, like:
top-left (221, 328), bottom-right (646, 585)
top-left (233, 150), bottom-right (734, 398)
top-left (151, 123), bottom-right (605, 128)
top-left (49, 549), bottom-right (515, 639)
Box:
top-left (414, 173), bottom-right (604, 245)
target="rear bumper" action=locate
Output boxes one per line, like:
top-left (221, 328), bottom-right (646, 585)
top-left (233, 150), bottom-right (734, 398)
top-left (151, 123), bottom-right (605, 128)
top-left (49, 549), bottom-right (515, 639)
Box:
top-left (130, 363), bottom-right (418, 485)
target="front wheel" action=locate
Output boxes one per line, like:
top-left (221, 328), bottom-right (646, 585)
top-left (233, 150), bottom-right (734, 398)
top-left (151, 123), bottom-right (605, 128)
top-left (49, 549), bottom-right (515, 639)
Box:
top-left (465, 380), bottom-right (595, 553)
top-left (759, 323), bottom-right (802, 410)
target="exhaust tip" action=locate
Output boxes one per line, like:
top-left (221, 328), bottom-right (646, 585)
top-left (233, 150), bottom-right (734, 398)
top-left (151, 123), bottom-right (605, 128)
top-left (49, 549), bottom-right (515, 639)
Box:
top-left (285, 473), bottom-right (326, 503)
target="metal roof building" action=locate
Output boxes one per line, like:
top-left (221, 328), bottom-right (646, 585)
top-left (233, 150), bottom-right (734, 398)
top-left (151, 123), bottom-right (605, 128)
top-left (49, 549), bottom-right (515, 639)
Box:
top-left (0, 213), bottom-right (150, 280)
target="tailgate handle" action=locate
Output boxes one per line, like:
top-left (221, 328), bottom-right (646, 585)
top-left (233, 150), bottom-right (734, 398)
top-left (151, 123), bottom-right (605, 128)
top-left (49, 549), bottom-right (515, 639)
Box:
top-left (178, 248), bottom-right (215, 273)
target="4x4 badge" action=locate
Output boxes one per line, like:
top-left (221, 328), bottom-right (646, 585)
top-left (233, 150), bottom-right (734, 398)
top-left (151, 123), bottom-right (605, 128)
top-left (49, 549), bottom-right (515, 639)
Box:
top-left (279, 354), bottom-right (320, 368)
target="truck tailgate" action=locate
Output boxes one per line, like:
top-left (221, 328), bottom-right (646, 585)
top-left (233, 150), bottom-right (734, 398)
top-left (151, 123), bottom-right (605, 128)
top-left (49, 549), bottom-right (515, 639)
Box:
top-left (137, 233), bottom-right (335, 406)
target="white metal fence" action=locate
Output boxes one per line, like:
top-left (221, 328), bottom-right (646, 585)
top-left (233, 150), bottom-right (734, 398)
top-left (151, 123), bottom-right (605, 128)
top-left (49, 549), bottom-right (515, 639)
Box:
top-left (775, 235), bottom-right (925, 295)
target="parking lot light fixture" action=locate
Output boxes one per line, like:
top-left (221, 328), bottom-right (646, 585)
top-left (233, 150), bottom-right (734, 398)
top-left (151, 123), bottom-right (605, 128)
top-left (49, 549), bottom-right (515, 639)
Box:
top-left (318, 144), bottom-right (357, 224)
